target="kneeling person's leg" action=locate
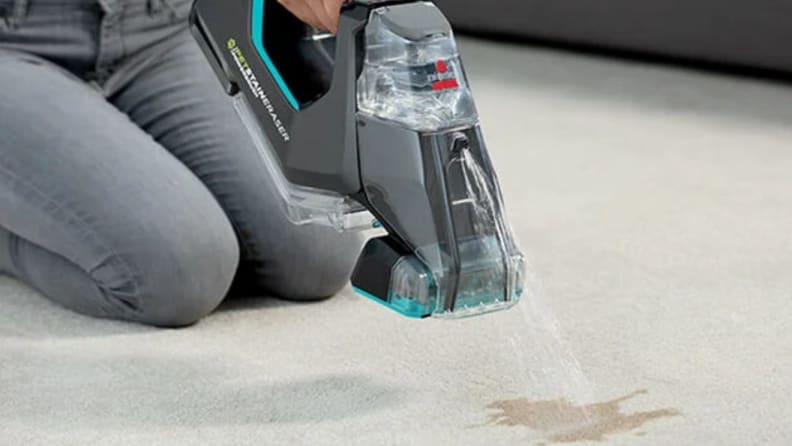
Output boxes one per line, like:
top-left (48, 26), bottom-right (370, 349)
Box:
top-left (0, 51), bottom-right (239, 326)
top-left (113, 31), bottom-right (363, 301)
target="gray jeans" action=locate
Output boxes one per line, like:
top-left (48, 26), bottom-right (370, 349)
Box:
top-left (0, 0), bottom-right (362, 326)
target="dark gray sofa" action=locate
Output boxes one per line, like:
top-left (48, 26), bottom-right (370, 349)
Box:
top-left (434, 0), bottom-right (792, 74)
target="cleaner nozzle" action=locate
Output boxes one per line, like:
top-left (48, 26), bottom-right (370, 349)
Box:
top-left (350, 124), bottom-right (526, 319)
top-left (353, 235), bottom-right (525, 319)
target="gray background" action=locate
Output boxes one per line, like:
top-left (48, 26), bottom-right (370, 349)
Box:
top-left (434, 0), bottom-right (792, 73)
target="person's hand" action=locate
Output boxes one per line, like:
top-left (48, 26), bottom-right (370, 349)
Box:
top-left (278, 0), bottom-right (347, 33)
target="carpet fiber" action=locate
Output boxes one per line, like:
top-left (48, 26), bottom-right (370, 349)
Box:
top-left (2, 39), bottom-right (792, 445)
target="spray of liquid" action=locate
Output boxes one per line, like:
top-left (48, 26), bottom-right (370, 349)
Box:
top-left (515, 269), bottom-right (594, 412)
top-left (456, 146), bottom-right (595, 424)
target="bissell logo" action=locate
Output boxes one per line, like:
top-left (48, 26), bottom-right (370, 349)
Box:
top-left (431, 60), bottom-right (460, 91)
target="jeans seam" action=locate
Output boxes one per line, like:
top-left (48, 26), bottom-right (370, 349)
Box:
top-left (0, 161), bottom-right (143, 312)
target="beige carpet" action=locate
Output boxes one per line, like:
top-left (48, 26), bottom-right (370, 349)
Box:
top-left (2, 38), bottom-right (792, 445)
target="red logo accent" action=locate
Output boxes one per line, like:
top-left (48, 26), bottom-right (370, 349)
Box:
top-left (432, 79), bottom-right (460, 90)
top-left (432, 60), bottom-right (458, 90)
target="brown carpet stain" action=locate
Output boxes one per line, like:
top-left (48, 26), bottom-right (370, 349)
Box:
top-left (481, 390), bottom-right (680, 443)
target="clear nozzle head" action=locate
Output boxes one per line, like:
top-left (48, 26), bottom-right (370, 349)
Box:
top-left (351, 136), bottom-right (526, 319)
top-left (353, 236), bottom-right (524, 320)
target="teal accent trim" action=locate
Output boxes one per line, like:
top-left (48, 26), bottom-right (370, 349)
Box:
top-left (353, 287), bottom-right (429, 319)
top-left (251, 0), bottom-right (301, 110)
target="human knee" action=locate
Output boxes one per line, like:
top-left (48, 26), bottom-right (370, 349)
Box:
top-left (100, 210), bottom-right (240, 327)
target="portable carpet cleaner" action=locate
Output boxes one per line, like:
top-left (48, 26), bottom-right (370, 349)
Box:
top-left (190, 0), bottom-right (526, 319)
